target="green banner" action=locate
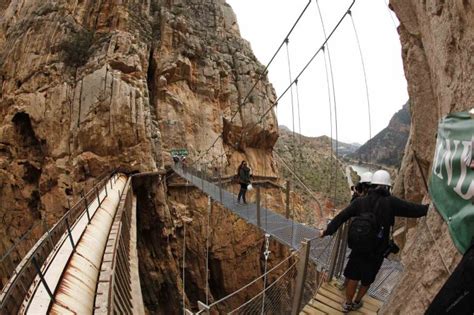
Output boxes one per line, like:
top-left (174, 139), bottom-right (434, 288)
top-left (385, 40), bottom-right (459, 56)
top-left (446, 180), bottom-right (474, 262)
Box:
top-left (429, 112), bottom-right (474, 254)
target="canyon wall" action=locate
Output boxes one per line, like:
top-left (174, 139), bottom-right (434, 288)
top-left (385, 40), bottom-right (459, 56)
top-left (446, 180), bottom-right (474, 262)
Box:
top-left (386, 1), bottom-right (474, 313)
top-left (0, 0), bottom-right (278, 258)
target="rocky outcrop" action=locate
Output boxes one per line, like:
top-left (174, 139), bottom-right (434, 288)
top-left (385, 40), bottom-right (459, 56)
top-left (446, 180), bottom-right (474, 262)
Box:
top-left (0, 0), bottom-right (287, 311)
top-left (384, 1), bottom-right (474, 313)
top-left (349, 102), bottom-right (410, 168)
top-left (0, 0), bottom-right (278, 262)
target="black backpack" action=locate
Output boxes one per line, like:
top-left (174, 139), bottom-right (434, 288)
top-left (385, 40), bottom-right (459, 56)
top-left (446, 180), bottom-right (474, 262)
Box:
top-left (348, 204), bottom-right (381, 253)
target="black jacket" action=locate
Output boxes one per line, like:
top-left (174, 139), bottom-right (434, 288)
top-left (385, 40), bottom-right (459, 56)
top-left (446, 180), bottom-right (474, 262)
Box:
top-left (324, 188), bottom-right (429, 255)
top-left (238, 165), bottom-right (251, 184)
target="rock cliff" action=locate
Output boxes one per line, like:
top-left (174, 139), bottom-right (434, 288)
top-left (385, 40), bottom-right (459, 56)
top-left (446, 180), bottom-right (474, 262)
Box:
top-left (385, 1), bottom-right (473, 313)
top-left (0, 0), bottom-right (277, 258)
top-left (349, 102), bottom-right (410, 168)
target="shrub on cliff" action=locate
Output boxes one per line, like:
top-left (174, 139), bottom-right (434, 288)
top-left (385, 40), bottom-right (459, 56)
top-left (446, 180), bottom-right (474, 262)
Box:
top-left (60, 29), bottom-right (94, 68)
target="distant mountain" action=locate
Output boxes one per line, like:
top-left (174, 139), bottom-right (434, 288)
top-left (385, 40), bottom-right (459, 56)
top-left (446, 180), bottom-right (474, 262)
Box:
top-left (348, 102), bottom-right (411, 168)
top-left (275, 126), bottom-right (351, 214)
top-left (278, 126), bottom-right (361, 156)
top-left (333, 141), bottom-right (361, 156)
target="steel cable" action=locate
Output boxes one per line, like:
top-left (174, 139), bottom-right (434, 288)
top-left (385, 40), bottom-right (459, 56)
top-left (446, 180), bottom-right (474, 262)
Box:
top-left (349, 11), bottom-right (373, 164)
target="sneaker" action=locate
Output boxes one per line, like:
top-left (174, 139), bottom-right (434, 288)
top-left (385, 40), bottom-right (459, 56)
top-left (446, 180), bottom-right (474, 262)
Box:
top-left (352, 300), bottom-right (363, 311)
top-left (342, 302), bottom-right (352, 313)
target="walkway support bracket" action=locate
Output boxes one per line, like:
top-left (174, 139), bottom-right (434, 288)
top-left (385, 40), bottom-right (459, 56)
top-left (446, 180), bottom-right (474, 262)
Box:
top-left (291, 239), bottom-right (311, 315)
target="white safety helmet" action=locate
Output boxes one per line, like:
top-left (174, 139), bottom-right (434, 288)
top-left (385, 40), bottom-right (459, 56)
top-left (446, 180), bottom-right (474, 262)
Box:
top-left (371, 170), bottom-right (392, 187)
top-left (359, 172), bottom-right (373, 184)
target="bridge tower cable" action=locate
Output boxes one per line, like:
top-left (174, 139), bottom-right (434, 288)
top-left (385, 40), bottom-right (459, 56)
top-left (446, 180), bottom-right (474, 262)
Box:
top-left (190, 0), bottom-right (313, 166)
top-left (315, 0), bottom-right (335, 197)
top-left (349, 10), bottom-right (373, 164)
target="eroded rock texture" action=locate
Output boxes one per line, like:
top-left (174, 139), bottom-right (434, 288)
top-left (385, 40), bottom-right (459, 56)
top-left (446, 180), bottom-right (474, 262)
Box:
top-left (0, 0), bottom-right (291, 311)
top-left (0, 0), bottom-right (278, 258)
top-left (385, 1), bottom-right (474, 313)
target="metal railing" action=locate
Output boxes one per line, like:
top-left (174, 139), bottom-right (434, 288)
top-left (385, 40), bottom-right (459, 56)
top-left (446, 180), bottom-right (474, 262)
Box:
top-left (190, 248), bottom-right (300, 314)
top-left (95, 178), bottom-right (134, 314)
top-left (0, 171), bottom-right (115, 314)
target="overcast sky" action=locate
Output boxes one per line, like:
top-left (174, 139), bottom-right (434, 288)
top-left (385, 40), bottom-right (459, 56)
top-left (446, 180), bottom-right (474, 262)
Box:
top-left (226, 0), bottom-right (407, 145)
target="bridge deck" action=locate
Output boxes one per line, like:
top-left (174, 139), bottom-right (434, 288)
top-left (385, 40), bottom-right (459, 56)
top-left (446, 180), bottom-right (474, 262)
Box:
top-left (301, 281), bottom-right (383, 314)
top-left (173, 166), bottom-right (402, 302)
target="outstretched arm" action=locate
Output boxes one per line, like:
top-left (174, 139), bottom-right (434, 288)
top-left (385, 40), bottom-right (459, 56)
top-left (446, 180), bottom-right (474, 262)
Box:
top-left (323, 201), bottom-right (359, 236)
top-left (391, 197), bottom-right (429, 218)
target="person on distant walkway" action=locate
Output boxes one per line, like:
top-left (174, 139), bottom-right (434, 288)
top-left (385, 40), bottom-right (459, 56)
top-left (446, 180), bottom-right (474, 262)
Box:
top-left (321, 170), bottom-right (429, 313)
top-left (237, 161), bottom-right (251, 204)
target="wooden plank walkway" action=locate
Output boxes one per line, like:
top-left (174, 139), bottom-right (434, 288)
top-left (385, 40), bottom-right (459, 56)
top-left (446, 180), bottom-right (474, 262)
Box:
top-left (301, 281), bottom-right (383, 315)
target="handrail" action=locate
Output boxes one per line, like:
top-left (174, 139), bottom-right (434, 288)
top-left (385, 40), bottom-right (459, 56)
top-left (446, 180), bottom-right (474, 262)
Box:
top-left (0, 170), bottom-right (116, 314)
top-left (95, 178), bottom-right (134, 314)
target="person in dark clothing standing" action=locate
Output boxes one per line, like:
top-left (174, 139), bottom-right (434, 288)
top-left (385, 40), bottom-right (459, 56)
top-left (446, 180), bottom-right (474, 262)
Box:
top-left (237, 161), bottom-right (251, 204)
top-left (321, 170), bottom-right (429, 312)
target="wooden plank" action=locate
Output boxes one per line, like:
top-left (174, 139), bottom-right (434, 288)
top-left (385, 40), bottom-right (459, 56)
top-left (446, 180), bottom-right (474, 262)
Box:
top-left (314, 295), bottom-right (367, 315)
top-left (318, 287), bottom-right (379, 313)
top-left (302, 303), bottom-right (327, 315)
top-left (308, 299), bottom-right (343, 315)
top-left (324, 282), bottom-right (383, 309)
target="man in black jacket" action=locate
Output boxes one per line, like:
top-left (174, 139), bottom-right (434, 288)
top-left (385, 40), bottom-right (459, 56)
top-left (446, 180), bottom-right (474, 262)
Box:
top-left (321, 170), bottom-right (429, 312)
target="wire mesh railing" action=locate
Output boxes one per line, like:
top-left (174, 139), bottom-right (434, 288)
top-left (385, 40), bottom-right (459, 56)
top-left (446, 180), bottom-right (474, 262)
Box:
top-left (190, 247), bottom-right (300, 314)
top-left (0, 171), bottom-right (116, 314)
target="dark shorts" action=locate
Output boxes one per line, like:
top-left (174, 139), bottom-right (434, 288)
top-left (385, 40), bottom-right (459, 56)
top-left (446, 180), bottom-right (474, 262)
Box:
top-left (240, 183), bottom-right (248, 190)
top-left (343, 252), bottom-right (384, 286)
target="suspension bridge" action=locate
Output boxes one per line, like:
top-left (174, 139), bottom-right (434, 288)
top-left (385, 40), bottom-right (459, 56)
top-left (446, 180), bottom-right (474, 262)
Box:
top-left (0, 0), bottom-right (426, 313)
top-left (0, 165), bottom-right (402, 314)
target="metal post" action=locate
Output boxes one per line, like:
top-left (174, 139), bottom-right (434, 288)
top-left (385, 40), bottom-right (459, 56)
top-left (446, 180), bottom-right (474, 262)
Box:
top-left (286, 181), bottom-right (291, 219)
top-left (105, 179), bottom-right (108, 197)
top-left (256, 186), bottom-right (261, 227)
top-left (96, 187), bottom-right (101, 205)
top-left (65, 218), bottom-right (75, 248)
top-left (32, 257), bottom-right (55, 300)
top-left (291, 239), bottom-right (311, 315)
top-left (335, 223), bottom-right (349, 278)
top-left (327, 228), bottom-right (342, 282)
top-left (83, 194), bottom-right (91, 223)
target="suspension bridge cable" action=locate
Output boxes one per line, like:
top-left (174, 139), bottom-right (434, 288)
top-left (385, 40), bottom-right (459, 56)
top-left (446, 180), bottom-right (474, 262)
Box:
top-left (256, 0), bottom-right (355, 127)
top-left (191, 0), bottom-right (313, 165)
top-left (322, 47), bottom-right (334, 196)
top-left (315, 0), bottom-right (336, 197)
top-left (285, 39), bottom-right (296, 142)
top-left (383, 0), bottom-right (398, 29)
top-left (274, 152), bottom-right (323, 216)
top-left (311, 0), bottom-right (343, 206)
top-left (228, 0), bottom-right (313, 123)
top-left (194, 0), bottom-right (355, 170)
top-left (349, 11), bottom-right (373, 164)
top-left (295, 80), bottom-right (303, 143)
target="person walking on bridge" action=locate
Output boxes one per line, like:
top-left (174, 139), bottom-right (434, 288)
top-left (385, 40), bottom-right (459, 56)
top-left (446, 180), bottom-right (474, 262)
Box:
top-left (321, 170), bottom-right (429, 312)
top-left (237, 161), bottom-right (251, 204)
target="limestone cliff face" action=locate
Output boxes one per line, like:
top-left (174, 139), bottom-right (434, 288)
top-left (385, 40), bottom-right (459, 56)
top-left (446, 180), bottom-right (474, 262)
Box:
top-left (0, 0), bottom-right (278, 259)
top-left (385, 1), bottom-right (474, 313)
